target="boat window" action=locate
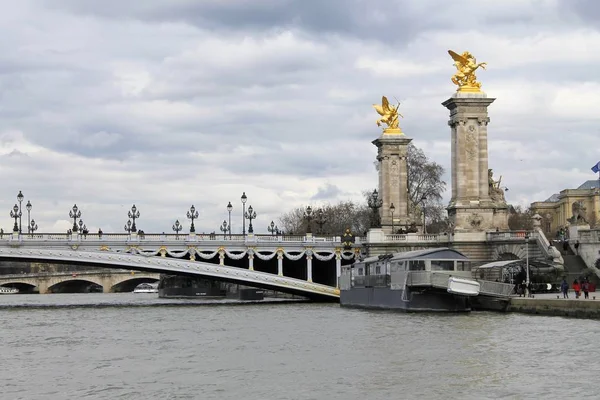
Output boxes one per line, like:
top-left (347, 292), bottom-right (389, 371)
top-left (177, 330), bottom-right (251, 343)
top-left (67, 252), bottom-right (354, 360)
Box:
top-left (408, 260), bottom-right (425, 271)
top-left (358, 267), bottom-right (364, 275)
top-left (457, 261), bottom-right (471, 271)
top-left (375, 266), bottom-right (381, 274)
top-left (431, 260), bottom-right (454, 271)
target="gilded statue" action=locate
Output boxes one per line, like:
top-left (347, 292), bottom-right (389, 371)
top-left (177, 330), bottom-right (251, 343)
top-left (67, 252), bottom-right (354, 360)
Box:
top-left (373, 96), bottom-right (403, 134)
top-left (448, 50), bottom-right (487, 93)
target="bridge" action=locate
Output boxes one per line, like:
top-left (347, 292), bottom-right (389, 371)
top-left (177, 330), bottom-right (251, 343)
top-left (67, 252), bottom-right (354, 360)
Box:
top-left (0, 247), bottom-right (341, 301)
top-left (0, 270), bottom-right (160, 294)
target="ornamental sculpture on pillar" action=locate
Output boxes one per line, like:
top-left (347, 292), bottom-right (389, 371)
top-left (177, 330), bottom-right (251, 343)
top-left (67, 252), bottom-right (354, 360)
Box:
top-left (448, 50), bottom-right (487, 93)
top-left (373, 96), bottom-right (403, 134)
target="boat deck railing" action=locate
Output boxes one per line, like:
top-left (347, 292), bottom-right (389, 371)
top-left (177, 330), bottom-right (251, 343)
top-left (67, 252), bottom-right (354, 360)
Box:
top-left (401, 271), bottom-right (514, 298)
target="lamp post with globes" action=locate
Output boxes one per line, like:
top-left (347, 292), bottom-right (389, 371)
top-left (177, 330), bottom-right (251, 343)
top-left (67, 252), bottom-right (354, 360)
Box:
top-left (187, 205), bottom-right (199, 233)
top-left (268, 221), bottom-right (278, 236)
top-left (17, 191), bottom-right (24, 234)
top-left (315, 208), bottom-right (327, 235)
top-left (241, 192), bottom-right (248, 236)
top-left (128, 204), bottom-right (140, 232)
top-left (172, 219), bottom-right (182, 239)
top-left (26, 200), bottom-right (32, 235)
top-left (245, 205), bottom-right (256, 234)
top-left (10, 204), bottom-right (19, 233)
top-left (69, 204), bottom-right (81, 233)
top-left (220, 220), bottom-right (229, 239)
top-left (227, 202), bottom-right (233, 239)
top-left (30, 219), bottom-right (38, 236)
top-left (124, 219), bottom-right (133, 238)
top-left (367, 189), bottom-right (383, 228)
top-left (304, 206), bottom-right (314, 234)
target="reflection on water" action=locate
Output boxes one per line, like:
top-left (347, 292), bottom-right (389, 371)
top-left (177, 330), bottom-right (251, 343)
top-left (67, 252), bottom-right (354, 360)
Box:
top-left (1, 293), bottom-right (597, 400)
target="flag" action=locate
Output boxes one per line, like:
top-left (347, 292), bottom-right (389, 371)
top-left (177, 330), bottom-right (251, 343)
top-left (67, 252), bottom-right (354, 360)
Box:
top-left (593, 161), bottom-right (600, 174)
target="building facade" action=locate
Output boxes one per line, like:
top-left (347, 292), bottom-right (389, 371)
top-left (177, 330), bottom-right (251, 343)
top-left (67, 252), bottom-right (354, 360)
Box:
top-left (530, 180), bottom-right (600, 234)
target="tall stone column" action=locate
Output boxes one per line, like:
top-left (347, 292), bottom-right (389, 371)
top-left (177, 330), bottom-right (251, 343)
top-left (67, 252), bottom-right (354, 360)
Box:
top-left (372, 134), bottom-right (412, 231)
top-left (306, 254), bottom-right (313, 283)
top-left (442, 93), bottom-right (508, 232)
top-left (277, 252), bottom-right (283, 276)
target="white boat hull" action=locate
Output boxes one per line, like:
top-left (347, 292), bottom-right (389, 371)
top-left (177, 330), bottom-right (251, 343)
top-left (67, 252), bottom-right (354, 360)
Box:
top-left (0, 287), bottom-right (19, 295)
top-left (447, 277), bottom-right (480, 296)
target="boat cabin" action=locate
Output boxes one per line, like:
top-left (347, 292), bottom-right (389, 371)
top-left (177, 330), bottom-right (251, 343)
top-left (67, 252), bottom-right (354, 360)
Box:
top-left (340, 248), bottom-right (472, 290)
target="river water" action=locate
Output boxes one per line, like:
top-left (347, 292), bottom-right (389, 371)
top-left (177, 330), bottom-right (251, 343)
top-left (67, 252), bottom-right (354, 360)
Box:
top-left (1, 294), bottom-right (596, 400)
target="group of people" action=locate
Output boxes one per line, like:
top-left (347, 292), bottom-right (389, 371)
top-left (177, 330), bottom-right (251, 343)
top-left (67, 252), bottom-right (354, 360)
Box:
top-left (560, 277), bottom-right (591, 299)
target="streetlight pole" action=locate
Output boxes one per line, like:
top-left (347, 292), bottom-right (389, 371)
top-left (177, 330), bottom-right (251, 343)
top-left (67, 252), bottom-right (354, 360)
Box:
top-left (17, 191), bottom-right (24, 234)
top-left (525, 232), bottom-right (530, 297)
top-left (30, 219), bottom-right (38, 236)
top-left (367, 189), bottom-right (383, 228)
top-left (187, 205), bottom-right (199, 233)
top-left (220, 220), bottom-right (229, 239)
top-left (26, 200), bottom-right (32, 236)
top-left (420, 195), bottom-right (428, 234)
top-left (69, 204), bottom-right (81, 232)
top-left (128, 204), bottom-right (140, 232)
top-left (390, 203), bottom-right (395, 234)
top-left (172, 219), bottom-right (182, 239)
top-left (244, 205), bottom-right (256, 234)
top-left (241, 192), bottom-right (247, 236)
top-left (10, 204), bottom-right (19, 233)
top-left (304, 206), bottom-right (313, 234)
top-left (268, 221), bottom-right (278, 236)
top-left (124, 219), bottom-right (133, 238)
top-left (227, 202), bottom-right (233, 240)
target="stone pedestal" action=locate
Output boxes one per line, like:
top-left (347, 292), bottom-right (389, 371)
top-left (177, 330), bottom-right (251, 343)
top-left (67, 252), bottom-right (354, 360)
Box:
top-left (372, 133), bottom-right (412, 231)
top-left (442, 92), bottom-right (508, 232)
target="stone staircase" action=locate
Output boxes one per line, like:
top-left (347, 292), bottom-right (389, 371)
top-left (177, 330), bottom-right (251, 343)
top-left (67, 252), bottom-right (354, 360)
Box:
top-left (562, 254), bottom-right (596, 283)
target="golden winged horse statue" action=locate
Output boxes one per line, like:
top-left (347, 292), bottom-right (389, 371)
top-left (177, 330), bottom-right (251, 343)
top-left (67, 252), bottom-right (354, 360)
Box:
top-left (448, 50), bottom-right (487, 92)
top-left (373, 96), bottom-right (403, 133)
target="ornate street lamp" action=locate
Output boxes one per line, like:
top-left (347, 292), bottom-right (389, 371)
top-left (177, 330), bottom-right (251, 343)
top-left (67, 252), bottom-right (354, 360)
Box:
top-left (172, 219), bottom-right (182, 239)
top-left (30, 219), bottom-right (38, 235)
top-left (304, 206), bottom-right (314, 234)
top-left (26, 200), bottom-right (32, 235)
top-left (241, 192), bottom-right (248, 236)
top-left (227, 201), bottom-right (233, 239)
top-left (268, 220), bottom-right (278, 236)
top-left (367, 189), bottom-right (383, 228)
top-left (128, 204), bottom-right (140, 232)
top-left (187, 205), bottom-right (199, 233)
top-left (315, 208), bottom-right (327, 234)
top-left (390, 203), bottom-right (396, 234)
top-left (220, 220), bottom-right (229, 239)
top-left (69, 204), bottom-right (81, 232)
top-left (17, 191), bottom-right (24, 234)
top-left (124, 219), bottom-right (133, 236)
top-left (78, 219), bottom-right (84, 233)
top-left (10, 204), bottom-right (19, 232)
top-left (245, 205), bottom-right (256, 234)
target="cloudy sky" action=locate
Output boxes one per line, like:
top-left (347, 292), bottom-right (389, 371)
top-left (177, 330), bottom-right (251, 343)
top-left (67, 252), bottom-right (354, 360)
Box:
top-left (0, 0), bottom-right (598, 234)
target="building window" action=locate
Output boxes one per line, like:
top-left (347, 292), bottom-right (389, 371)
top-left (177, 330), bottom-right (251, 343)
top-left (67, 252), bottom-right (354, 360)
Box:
top-left (358, 267), bottom-right (364, 276)
top-left (375, 266), bottom-right (381, 274)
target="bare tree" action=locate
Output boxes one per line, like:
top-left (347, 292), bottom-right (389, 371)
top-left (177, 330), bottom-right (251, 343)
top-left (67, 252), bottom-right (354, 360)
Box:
top-left (278, 200), bottom-right (371, 236)
top-left (407, 144), bottom-right (447, 224)
top-left (508, 205), bottom-right (533, 230)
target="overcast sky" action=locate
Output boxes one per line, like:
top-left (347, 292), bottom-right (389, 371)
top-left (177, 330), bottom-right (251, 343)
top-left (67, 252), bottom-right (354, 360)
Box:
top-left (0, 0), bottom-right (598, 234)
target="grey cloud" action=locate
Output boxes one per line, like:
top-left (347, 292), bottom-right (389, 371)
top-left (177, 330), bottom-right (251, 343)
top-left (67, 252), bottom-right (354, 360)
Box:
top-left (311, 183), bottom-right (343, 201)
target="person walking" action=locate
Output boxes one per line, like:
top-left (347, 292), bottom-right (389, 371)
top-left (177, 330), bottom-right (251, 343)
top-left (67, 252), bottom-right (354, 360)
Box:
top-left (573, 279), bottom-right (581, 299)
top-left (574, 240), bottom-right (580, 255)
top-left (560, 278), bottom-right (569, 299)
top-left (582, 279), bottom-right (590, 299)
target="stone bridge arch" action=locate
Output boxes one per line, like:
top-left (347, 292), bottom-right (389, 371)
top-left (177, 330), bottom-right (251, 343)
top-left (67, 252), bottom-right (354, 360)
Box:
top-left (110, 276), bottom-right (160, 292)
top-left (491, 244), bottom-right (527, 261)
top-left (1, 281), bottom-right (37, 293)
top-left (47, 278), bottom-right (103, 294)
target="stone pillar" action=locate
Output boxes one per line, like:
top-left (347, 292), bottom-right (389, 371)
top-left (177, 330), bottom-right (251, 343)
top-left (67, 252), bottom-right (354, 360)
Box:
top-left (442, 93), bottom-right (508, 232)
top-left (248, 253), bottom-right (254, 271)
top-left (335, 251), bottom-right (342, 288)
top-left (277, 253), bottom-right (283, 276)
top-left (306, 254), bottom-right (313, 283)
top-left (372, 133), bottom-right (413, 231)
top-left (37, 279), bottom-right (49, 294)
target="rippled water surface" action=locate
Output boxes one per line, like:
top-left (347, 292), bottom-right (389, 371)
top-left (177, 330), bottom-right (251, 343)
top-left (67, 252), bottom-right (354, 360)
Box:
top-left (1, 293), bottom-right (597, 399)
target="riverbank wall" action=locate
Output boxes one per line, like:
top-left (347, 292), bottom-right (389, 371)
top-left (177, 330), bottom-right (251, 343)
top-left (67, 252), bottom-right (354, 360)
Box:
top-left (508, 296), bottom-right (600, 319)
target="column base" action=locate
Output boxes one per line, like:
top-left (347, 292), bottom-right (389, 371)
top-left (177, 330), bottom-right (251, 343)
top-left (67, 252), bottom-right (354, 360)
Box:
top-left (448, 204), bottom-right (509, 232)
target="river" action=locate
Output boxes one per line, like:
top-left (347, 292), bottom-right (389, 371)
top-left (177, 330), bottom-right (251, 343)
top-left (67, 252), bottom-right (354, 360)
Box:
top-left (1, 293), bottom-right (596, 399)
